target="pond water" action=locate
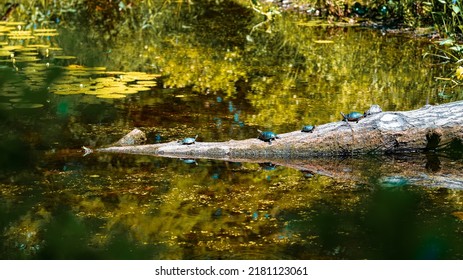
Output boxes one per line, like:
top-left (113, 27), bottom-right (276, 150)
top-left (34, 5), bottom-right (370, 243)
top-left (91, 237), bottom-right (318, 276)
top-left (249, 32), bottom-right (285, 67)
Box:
top-left (1, 3), bottom-right (463, 259)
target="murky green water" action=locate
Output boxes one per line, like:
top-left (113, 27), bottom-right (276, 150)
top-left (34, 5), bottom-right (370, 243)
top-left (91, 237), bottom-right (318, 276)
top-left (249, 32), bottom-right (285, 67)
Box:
top-left (1, 3), bottom-right (463, 259)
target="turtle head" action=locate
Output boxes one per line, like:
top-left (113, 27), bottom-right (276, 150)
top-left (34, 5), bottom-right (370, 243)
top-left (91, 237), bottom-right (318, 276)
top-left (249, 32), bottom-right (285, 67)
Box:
top-left (340, 112), bottom-right (347, 121)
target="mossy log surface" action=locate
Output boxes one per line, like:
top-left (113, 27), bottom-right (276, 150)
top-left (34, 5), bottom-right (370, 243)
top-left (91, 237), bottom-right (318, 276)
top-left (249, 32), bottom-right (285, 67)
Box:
top-left (90, 101), bottom-right (463, 160)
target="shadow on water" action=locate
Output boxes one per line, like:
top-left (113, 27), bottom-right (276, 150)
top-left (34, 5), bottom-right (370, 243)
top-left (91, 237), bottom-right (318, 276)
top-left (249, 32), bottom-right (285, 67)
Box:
top-left (36, 209), bottom-right (161, 260)
top-left (281, 187), bottom-right (462, 259)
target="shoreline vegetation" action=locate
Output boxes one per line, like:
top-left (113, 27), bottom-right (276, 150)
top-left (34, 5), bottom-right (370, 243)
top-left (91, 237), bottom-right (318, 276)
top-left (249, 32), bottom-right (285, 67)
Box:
top-left (0, 0), bottom-right (461, 35)
top-left (2, 0), bottom-right (463, 60)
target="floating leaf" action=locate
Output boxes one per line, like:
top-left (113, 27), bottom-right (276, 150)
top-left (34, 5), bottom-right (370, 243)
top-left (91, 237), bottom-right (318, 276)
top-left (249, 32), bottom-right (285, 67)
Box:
top-left (136, 80), bottom-right (157, 86)
top-left (13, 103), bottom-right (44, 109)
top-left (8, 35), bottom-right (34, 40)
top-left (0, 102), bottom-right (12, 110)
top-left (97, 93), bottom-right (126, 99)
top-left (105, 71), bottom-right (126, 76)
top-left (0, 50), bottom-right (11, 56)
top-left (47, 47), bottom-right (63, 51)
top-left (3, 22), bottom-right (26, 26)
top-left (17, 51), bottom-right (39, 56)
top-left (115, 87), bottom-right (139, 94)
top-left (33, 28), bottom-right (59, 37)
top-left (2, 45), bottom-right (23, 51)
top-left (89, 67), bottom-right (107, 71)
top-left (53, 55), bottom-right (77, 59)
top-left (129, 85), bottom-right (152, 91)
top-left (26, 44), bottom-right (51, 48)
top-left (0, 90), bottom-right (22, 97)
top-left (14, 56), bottom-right (40, 62)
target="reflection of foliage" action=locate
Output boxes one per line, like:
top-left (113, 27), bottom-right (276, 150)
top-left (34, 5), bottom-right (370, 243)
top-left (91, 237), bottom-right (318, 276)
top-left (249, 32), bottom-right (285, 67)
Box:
top-left (0, 155), bottom-right (362, 259)
top-left (4, 206), bottom-right (51, 257)
top-left (1, 0), bottom-right (454, 129)
top-left (0, 1), bottom-right (456, 142)
top-left (4, 154), bottom-right (463, 259)
top-left (73, 2), bottom-right (442, 129)
top-left (160, 46), bottom-right (247, 96)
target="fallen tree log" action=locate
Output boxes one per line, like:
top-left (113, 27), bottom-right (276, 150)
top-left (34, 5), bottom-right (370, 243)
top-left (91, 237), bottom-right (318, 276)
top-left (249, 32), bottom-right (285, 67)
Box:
top-left (82, 101), bottom-right (463, 189)
top-left (85, 100), bottom-right (463, 159)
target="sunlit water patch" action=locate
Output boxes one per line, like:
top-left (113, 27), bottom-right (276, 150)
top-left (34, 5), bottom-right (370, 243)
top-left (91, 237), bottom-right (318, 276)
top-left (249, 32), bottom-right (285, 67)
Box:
top-left (48, 66), bottom-right (159, 99)
top-left (0, 21), bottom-right (160, 109)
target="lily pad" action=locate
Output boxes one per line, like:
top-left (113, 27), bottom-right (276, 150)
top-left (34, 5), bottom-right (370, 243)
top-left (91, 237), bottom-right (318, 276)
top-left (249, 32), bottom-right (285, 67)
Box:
top-left (0, 50), bottom-right (11, 56)
top-left (97, 93), bottom-right (126, 99)
top-left (13, 103), bottom-right (44, 109)
top-left (53, 55), bottom-right (77, 60)
top-left (136, 80), bottom-right (157, 86)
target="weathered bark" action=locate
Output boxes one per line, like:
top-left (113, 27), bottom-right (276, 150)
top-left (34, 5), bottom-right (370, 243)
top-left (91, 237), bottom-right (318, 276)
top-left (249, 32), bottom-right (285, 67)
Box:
top-left (87, 100), bottom-right (463, 159)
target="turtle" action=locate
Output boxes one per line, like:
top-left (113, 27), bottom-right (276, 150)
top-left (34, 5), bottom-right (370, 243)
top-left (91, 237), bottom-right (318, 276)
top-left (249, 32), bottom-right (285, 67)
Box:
top-left (257, 130), bottom-right (279, 144)
top-left (178, 135), bottom-right (198, 145)
top-left (301, 125), bottom-right (315, 133)
top-left (364, 104), bottom-right (383, 116)
top-left (259, 162), bottom-right (277, 170)
top-left (352, 2), bottom-right (367, 16)
top-left (181, 158), bottom-right (198, 165)
top-left (341, 111), bottom-right (364, 123)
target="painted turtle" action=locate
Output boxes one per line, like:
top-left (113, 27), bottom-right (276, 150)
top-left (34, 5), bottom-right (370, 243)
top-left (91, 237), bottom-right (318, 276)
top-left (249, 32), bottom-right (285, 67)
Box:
top-left (341, 111), bottom-right (364, 123)
top-left (379, 176), bottom-right (409, 188)
top-left (301, 125), bottom-right (315, 133)
top-left (179, 135), bottom-right (198, 145)
top-left (181, 158), bottom-right (198, 165)
top-left (259, 162), bottom-right (277, 170)
top-left (364, 104), bottom-right (383, 116)
top-left (353, 2), bottom-right (367, 16)
top-left (257, 130), bottom-right (279, 144)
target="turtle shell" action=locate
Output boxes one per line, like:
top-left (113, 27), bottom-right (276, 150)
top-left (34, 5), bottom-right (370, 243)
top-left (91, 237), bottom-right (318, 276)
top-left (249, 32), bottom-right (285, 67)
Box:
top-left (342, 111), bottom-right (364, 122)
top-left (301, 125), bottom-right (315, 133)
top-left (258, 131), bottom-right (279, 143)
top-left (181, 158), bottom-right (197, 164)
top-left (364, 104), bottom-right (383, 116)
top-left (180, 135), bottom-right (197, 145)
